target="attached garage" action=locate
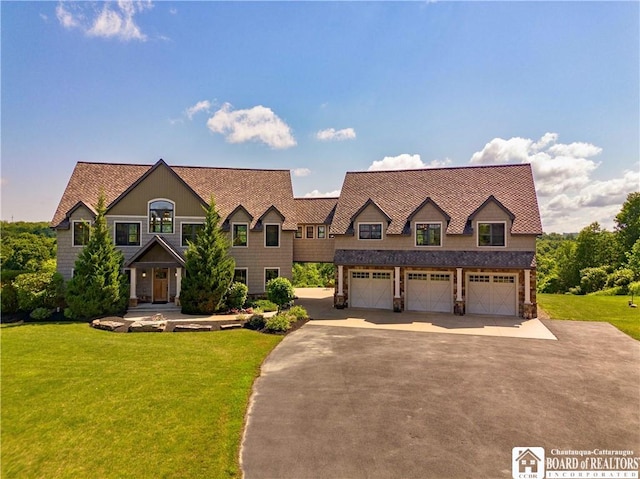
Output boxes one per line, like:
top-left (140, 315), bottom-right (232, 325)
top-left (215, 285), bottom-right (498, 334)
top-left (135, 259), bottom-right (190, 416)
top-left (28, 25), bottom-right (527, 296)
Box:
top-left (349, 270), bottom-right (393, 309)
top-left (406, 272), bottom-right (453, 313)
top-left (466, 273), bottom-right (517, 316)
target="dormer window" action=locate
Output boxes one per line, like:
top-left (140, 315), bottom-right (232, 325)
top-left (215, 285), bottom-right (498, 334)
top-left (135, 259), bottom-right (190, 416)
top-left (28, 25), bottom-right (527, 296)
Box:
top-left (478, 222), bottom-right (506, 247)
top-left (415, 223), bottom-right (441, 247)
top-left (149, 200), bottom-right (174, 234)
top-left (358, 223), bottom-right (382, 240)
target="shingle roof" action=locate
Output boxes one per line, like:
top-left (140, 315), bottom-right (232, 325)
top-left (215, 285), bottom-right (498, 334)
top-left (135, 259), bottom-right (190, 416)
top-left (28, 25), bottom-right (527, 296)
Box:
top-left (330, 164), bottom-right (542, 236)
top-left (294, 198), bottom-right (338, 224)
top-left (52, 161), bottom-right (298, 230)
top-left (334, 249), bottom-right (536, 269)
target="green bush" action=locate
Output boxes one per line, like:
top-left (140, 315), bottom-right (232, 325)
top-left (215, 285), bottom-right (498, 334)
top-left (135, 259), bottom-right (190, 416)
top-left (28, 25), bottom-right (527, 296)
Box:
top-left (244, 314), bottom-right (266, 331)
top-left (589, 287), bottom-right (623, 296)
top-left (225, 282), bottom-right (248, 310)
top-left (266, 277), bottom-right (295, 311)
top-left (264, 313), bottom-right (291, 333)
top-left (30, 307), bottom-right (53, 320)
top-left (252, 299), bottom-right (278, 312)
top-left (606, 268), bottom-right (635, 291)
top-left (13, 271), bottom-right (64, 312)
top-left (579, 266), bottom-right (609, 294)
top-left (1, 283), bottom-right (19, 314)
top-left (288, 305), bottom-right (309, 321)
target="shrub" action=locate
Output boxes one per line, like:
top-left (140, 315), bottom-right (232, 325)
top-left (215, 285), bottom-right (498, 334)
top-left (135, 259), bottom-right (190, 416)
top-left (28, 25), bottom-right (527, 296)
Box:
top-left (579, 266), bottom-right (608, 294)
top-left (252, 299), bottom-right (278, 312)
top-left (288, 305), bottom-right (309, 321)
top-left (13, 271), bottom-right (64, 312)
top-left (629, 281), bottom-right (640, 303)
top-left (225, 282), bottom-right (248, 310)
top-left (1, 283), bottom-right (19, 314)
top-left (589, 287), bottom-right (623, 296)
top-left (606, 268), bottom-right (635, 291)
top-left (244, 314), bottom-right (266, 331)
top-left (30, 307), bottom-right (53, 320)
top-left (266, 277), bottom-right (295, 311)
top-left (264, 313), bottom-right (291, 333)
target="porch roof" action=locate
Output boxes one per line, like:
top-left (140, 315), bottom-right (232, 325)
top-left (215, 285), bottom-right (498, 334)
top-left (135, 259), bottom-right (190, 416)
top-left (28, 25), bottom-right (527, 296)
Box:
top-left (124, 235), bottom-right (186, 268)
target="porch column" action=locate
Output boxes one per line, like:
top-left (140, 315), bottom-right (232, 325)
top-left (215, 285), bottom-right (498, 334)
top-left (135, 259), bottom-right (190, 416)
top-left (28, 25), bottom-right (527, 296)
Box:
top-left (175, 267), bottom-right (182, 305)
top-left (393, 266), bottom-right (402, 312)
top-left (456, 268), bottom-right (463, 301)
top-left (335, 265), bottom-right (346, 309)
top-left (524, 269), bottom-right (531, 304)
top-left (129, 267), bottom-right (138, 307)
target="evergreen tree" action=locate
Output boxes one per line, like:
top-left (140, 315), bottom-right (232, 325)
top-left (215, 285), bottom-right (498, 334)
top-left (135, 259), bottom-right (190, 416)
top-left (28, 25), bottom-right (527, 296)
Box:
top-left (615, 192), bottom-right (640, 254)
top-left (65, 193), bottom-right (128, 320)
top-left (180, 196), bottom-right (235, 314)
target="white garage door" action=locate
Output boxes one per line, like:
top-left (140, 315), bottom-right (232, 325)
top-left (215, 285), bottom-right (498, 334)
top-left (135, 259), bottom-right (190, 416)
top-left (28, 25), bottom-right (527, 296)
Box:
top-left (349, 271), bottom-right (393, 309)
top-left (467, 274), bottom-right (517, 316)
top-left (406, 272), bottom-right (453, 313)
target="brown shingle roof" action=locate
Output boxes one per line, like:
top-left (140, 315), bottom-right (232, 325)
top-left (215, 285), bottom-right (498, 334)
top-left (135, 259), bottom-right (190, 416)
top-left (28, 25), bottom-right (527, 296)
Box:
top-left (294, 198), bottom-right (338, 224)
top-left (52, 161), bottom-right (298, 230)
top-left (330, 164), bottom-right (542, 235)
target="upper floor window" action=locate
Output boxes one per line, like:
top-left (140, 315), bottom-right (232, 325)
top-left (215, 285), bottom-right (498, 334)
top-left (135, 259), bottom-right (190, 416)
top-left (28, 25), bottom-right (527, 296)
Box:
top-left (182, 223), bottom-right (204, 247)
top-left (415, 223), bottom-right (441, 247)
top-left (233, 223), bottom-right (248, 247)
top-left (358, 223), bottom-right (382, 240)
top-left (295, 226), bottom-right (303, 239)
top-left (478, 222), bottom-right (506, 247)
top-left (72, 221), bottom-right (90, 246)
top-left (149, 200), bottom-right (174, 234)
top-left (265, 224), bottom-right (280, 247)
top-left (306, 225), bottom-right (314, 239)
top-left (115, 222), bottom-right (141, 246)
top-left (317, 225), bottom-right (326, 239)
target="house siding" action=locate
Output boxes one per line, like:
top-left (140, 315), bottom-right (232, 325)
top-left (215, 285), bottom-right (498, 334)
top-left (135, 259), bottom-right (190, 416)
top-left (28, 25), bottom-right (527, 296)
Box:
top-left (293, 226), bottom-right (335, 262)
top-left (56, 205), bottom-right (95, 280)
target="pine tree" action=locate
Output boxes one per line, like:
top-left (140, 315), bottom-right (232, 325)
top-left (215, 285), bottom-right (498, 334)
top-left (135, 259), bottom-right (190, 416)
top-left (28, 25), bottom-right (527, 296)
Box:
top-left (180, 196), bottom-right (235, 314)
top-left (65, 192), bottom-right (128, 320)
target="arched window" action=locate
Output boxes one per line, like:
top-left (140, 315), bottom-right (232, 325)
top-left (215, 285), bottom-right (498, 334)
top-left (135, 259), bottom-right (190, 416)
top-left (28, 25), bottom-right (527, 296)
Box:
top-left (149, 200), bottom-right (174, 233)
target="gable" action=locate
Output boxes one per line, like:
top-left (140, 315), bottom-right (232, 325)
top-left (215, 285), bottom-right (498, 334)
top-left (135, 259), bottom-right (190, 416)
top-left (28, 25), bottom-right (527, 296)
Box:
top-left (107, 163), bottom-right (205, 217)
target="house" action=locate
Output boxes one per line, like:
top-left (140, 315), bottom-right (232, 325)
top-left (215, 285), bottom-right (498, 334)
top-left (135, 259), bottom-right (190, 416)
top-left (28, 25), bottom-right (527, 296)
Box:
top-left (52, 159), bottom-right (541, 318)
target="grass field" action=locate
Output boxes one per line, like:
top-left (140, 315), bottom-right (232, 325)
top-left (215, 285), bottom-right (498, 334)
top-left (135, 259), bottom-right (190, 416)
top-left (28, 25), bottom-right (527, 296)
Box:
top-left (538, 293), bottom-right (640, 340)
top-left (1, 323), bottom-right (282, 479)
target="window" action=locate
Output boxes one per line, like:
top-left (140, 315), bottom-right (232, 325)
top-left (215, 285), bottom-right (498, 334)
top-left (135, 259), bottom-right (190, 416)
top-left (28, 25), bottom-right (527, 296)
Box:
top-left (149, 200), bottom-right (174, 233)
top-left (358, 223), bottom-right (382, 240)
top-left (73, 221), bottom-right (90, 246)
top-left (265, 224), bottom-right (280, 247)
top-left (182, 223), bottom-right (203, 246)
top-left (265, 268), bottom-right (279, 287)
top-left (233, 223), bottom-right (248, 247)
top-left (306, 225), bottom-right (314, 239)
top-left (295, 226), bottom-right (303, 239)
top-left (115, 222), bottom-right (141, 246)
top-left (415, 223), bottom-right (441, 246)
top-left (233, 268), bottom-right (248, 285)
top-left (478, 222), bottom-right (506, 247)
top-left (317, 225), bottom-right (326, 239)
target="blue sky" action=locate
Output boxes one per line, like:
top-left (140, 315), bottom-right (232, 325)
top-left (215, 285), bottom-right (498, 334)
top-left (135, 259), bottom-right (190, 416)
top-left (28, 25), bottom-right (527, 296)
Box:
top-left (2, 1), bottom-right (638, 233)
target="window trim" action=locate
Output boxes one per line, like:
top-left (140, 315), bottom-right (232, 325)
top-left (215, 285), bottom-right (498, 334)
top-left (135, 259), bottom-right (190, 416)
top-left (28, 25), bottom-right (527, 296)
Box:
top-left (72, 220), bottom-right (91, 247)
top-left (317, 225), bottom-right (326, 239)
top-left (148, 198), bottom-right (175, 235)
top-left (114, 221), bottom-right (142, 247)
top-left (233, 267), bottom-right (248, 285)
top-left (357, 222), bottom-right (383, 241)
top-left (181, 222), bottom-right (204, 247)
top-left (477, 221), bottom-right (507, 248)
top-left (264, 223), bottom-right (280, 248)
top-left (232, 222), bottom-right (249, 248)
top-left (414, 221), bottom-right (442, 248)
top-left (264, 267), bottom-right (280, 289)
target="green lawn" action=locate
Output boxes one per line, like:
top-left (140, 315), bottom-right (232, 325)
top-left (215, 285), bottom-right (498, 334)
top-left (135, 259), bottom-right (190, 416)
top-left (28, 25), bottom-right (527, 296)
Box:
top-left (1, 323), bottom-right (282, 479)
top-left (538, 293), bottom-right (640, 340)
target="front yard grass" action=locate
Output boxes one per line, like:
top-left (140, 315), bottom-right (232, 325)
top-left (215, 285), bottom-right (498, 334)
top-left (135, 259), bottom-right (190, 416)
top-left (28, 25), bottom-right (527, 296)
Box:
top-left (1, 323), bottom-right (282, 479)
top-left (538, 293), bottom-right (640, 340)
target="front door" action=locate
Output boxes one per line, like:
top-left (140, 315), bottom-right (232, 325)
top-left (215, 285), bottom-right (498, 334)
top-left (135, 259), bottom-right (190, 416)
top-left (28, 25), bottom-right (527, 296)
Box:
top-left (153, 268), bottom-right (169, 303)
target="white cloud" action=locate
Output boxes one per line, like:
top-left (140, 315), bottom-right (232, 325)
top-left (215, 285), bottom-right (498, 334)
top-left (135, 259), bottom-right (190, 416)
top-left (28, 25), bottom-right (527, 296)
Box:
top-left (303, 189), bottom-right (341, 198)
top-left (293, 168), bottom-right (311, 177)
top-left (206, 103), bottom-right (296, 149)
top-left (185, 100), bottom-right (211, 120)
top-left (316, 127), bottom-right (356, 141)
top-left (368, 154), bottom-right (425, 171)
top-left (56, 1), bottom-right (153, 42)
top-left (469, 132), bottom-right (638, 232)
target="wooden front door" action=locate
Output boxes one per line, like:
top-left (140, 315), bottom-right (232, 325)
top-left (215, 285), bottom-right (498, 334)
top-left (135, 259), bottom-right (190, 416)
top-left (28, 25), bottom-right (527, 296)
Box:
top-left (153, 268), bottom-right (168, 303)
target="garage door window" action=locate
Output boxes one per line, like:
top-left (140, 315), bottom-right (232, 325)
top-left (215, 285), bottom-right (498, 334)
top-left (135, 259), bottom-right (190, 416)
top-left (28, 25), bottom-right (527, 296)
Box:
top-left (372, 272), bottom-right (391, 279)
top-left (352, 271), bottom-right (370, 279)
top-left (408, 273), bottom-right (428, 281)
top-left (470, 275), bottom-right (490, 282)
top-left (493, 276), bottom-right (515, 283)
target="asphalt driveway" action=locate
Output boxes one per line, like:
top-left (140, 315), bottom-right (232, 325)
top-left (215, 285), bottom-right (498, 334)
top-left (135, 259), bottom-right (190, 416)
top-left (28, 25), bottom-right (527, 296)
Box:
top-left (241, 320), bottom-right (639, 479)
